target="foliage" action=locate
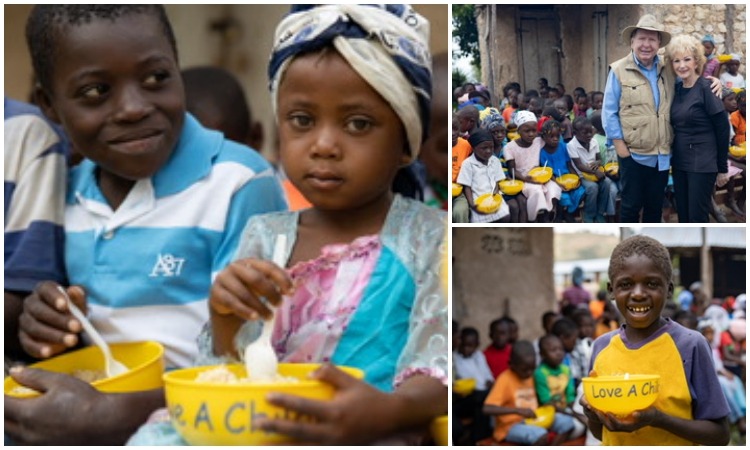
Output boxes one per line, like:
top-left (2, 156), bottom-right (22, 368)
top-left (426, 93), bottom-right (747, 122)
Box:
top-left (452, 5), bottom-right (480, 68)
top-left (452, 68), bottom-right (467, 94)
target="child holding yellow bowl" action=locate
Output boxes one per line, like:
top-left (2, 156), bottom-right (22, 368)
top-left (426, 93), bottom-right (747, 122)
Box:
top-left (483, 341), bottom-right (575, 445)
top-left (581, 235), bottom-right (730, 445)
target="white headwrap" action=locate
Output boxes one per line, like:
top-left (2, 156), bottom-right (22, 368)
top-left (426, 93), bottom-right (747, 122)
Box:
top-left (515, 110), bottom-right (538, 127)
top-left (268, 5), bottom-right (432, 162)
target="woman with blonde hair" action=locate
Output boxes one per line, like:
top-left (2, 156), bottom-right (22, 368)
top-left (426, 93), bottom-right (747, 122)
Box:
top-left (666, 34), bottom-right (730, 222)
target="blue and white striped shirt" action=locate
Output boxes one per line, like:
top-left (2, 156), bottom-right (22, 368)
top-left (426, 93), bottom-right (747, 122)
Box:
top-left (65, 114), bottom-right (287, 368)
top-left (4, 97), bottom-right (69, 292)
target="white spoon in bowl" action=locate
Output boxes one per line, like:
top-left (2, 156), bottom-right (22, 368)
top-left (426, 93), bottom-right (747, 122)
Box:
top-left (243, 234), bottom-right (287, 380)
top-left (57, 286), bottom-right (128, 378)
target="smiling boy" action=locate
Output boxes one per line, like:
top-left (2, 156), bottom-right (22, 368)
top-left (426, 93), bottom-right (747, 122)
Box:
top-left (582, 235), bottom-right (729, 445)
top-left (5, 6), bottom-right (286, 445)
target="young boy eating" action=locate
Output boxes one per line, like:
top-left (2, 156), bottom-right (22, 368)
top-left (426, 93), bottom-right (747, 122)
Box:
top-left (484, 340), bottom-right (574, 445)
top-left (582, 235), bottom-right (730, 445)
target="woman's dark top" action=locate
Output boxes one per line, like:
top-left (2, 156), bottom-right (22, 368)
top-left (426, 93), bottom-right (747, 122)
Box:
top-left (670, 76), bottom-right (729, 173)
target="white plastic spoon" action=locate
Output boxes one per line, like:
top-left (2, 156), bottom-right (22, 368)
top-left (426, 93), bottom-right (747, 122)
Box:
top-left (243, 234), bottom-right (287, 381)
top-left (57, 286), bottom-right (128, 377)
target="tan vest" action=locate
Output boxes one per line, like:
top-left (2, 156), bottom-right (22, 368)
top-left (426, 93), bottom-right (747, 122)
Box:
top-left (610, 53), bottom-right (674, 155)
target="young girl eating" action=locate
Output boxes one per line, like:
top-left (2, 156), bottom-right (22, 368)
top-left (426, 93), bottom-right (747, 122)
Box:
top-left (130, 5), bottom-right (448, 445)
top-left (539, 120), bottom-right (585, 222)
top-left (504, 111), bottom-right (562, 222)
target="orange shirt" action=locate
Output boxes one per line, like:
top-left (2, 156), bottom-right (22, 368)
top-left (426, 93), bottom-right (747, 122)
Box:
top-left (502, 106), bottom-right (516, 125)
top-left (484, 369), bottom-right (538, 442)
top-left (282, 179), bottom-right (312, 211)
top-left (452, 137), bottom-right (472, 182)
top-left (730, 111), bottom-right (746, 145)
top-left (589, 300), bottom-right (605, 320)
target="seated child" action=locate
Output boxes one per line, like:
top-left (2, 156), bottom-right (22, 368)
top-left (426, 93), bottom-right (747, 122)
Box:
top-left (484, 340), bottom-right (575, 445)
top-left (538, 120), bottom-right (584, 222)
top-left (571, 309), bottom-right (596, 344)
top-left (504, 111), bottom-right (563, 222)
top-left (720, 54), bottom-right (746, 89)
top-left (481, 113), bottom-right (528, 222)
top-left (554, 98), bottom-right (574, 142)
top-left (574, 94), bottom-right (589, 119)
top-left (719, 318), bottom-right (747, 382)
top-left (534, 311), bottom-right (560, 365)
top-left (452, 114), bottom-right (473, 223)
top-left (456, 129), bottom-right (511, 223)
top-left (581, 235), bottom-right (730, 445)
top-left (455, 326), bottom-right (495, 443)
top-left (715, 88), bottom-right (745, 218)
top-left (730, 90), bottom-right (746, 145)
top-left (128, 4), bottom-right (448, 446)
top-left (567, 117), bottom-right (618, 222)
top-left (587, 91), bottom-right (604, 118)
top-left (484, 317), bottom-right (513, 379)
top-left (181, 65), bottom-right (263, 150)
top-left (455, 327), bottom-right (495, 391)
top-left (551, 317), bottom-right (588, 389)
top-left (534, 334), bottom-right (575, 410)
top-left (699, 320), bottom-right (746, 435)
top-left (4, 97), bottom-right (69, 368)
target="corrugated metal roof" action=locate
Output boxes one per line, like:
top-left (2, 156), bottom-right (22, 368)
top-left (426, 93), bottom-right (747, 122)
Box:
top-left (636, 227), bottom-right (746, 249)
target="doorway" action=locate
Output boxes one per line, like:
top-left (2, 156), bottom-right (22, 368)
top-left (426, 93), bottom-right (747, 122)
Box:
top-left (518, 6), bottom-right (561, 91)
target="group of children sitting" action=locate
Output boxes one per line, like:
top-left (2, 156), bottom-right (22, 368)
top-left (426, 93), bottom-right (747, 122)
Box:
top-left (453, 306), bottom-right (613, 445)
top-left (452, 77), bottom-right (746, 223)
top-left (453, 235), bottom-right (745, 446)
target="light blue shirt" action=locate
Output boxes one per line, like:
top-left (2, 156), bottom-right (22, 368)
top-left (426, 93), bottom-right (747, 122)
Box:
top-left (602, 53), bottom-right (671, 171)
top-left (65, 114), bottom-right (287, 368)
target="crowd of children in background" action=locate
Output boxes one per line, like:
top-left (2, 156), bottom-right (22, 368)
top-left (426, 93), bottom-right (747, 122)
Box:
top-left (453, 284), bottom-right (746, 446)
top-left (452, 46), bottom-right (746, 223)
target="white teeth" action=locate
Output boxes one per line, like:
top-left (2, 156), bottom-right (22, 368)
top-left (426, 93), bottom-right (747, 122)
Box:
top-left (629, 306), bottom-right (651, 313)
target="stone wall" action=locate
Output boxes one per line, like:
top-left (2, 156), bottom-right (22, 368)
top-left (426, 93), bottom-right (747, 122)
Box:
top-left (453, 228), bottom-right (556, 344)
top-left (475, 4), bottom-right (747, 98)
top-left (649, 4), bottom-right (746, 75)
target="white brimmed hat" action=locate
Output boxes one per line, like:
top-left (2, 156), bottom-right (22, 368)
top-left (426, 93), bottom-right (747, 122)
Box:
top-left (622, 14), bottom-right (671, 47)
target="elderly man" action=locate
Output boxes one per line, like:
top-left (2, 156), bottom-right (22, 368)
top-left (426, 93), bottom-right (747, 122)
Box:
top-left (603, 14), bottom-right (675, 223)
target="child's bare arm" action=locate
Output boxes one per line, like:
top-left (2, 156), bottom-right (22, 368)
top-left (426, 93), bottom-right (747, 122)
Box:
top-left (647, 414), bottom-right (729, 445)
top-left (209, 258), bottom-right (293, 358)
top-left (463, 186), bottom-right (475, 208)
top-left (4, 367), bottom-right (164, 445)
top-left (257, 365), bottom-right (446, 444)
top-left (482, 404), bottom-right (535, 418)
top-left (587, 405), bottom-right (729, 445)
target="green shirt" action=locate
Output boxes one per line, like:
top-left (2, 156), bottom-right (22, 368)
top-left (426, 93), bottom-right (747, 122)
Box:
top-left (534, 362), bottom-right (575, 407)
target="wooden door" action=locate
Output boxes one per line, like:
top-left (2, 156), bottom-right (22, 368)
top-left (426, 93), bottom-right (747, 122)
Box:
top-left (519, 7), bottom-right (561, 92)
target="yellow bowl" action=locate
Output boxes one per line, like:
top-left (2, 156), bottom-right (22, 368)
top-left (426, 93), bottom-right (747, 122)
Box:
top-left (498, 179), bottom-right (524, 196)
top-left (4, 341), bottom-right (165, 398)
top-left (164, 363), bottom-right (364, 445)
top-left (582, 374), bottom-right (661, 416)
top-left (528, 166), bottom-right (553, 184)
top-left (453, 378), bottom-right (476, 396)
top-left (718, 54), bottom-right (733, 63)
top-left (524, 405), bottom-right (555, 429)
top-left (730, 145), bottom-right (746, 158)
top-left (430, 415), bottom-right (449, 445)
top-left (580, 167), bottom-right (605, 182)
top-left (604, 161), bottom-right (619, 175)
top-left (474, 193), bottom-right (503, 214)
top-left (556, 173), bottom-right (580, 191)
top-left (452, 183), bottom-right (463, 197)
